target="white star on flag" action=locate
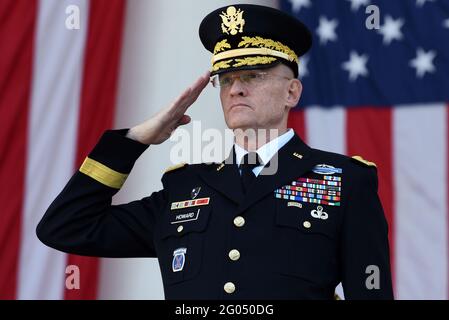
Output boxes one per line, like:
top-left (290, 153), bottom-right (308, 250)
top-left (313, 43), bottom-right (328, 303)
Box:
top-left (346, 0), bottom-right (370, 12)
top-left (289, 0), bottom-right (311, 13)
top-left (298, 55), bottom-right (309, 78)
top-left (342, 51), bottom-right (369, 81)
top-left (416, 0), bottom-right (435, 7)
top-left (409, 48), bottom-right (437, 78)
top-left (378, 15), bottom-right (404, 45)
top-left (444, 19), bottom-right (449, 28)
top-left (316, 16), bottom-right (338, 45)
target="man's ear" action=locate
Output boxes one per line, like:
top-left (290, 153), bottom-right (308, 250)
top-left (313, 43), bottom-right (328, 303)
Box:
top-left (286, 79), bottom-right (302, 108)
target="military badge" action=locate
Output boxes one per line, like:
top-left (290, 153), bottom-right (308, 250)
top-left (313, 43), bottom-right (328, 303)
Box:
top-left (172, 248), bottom-right (187, 272)
top-left (313, 164), bottom-right (342, 175)
top-left (220, 6), bottom-right (245, 35)
top-left (293, 152), bottom-right (303, 159)
top-left (310, 205), bottom-right (328, 220)
top-left (191, 187), bottom-right (201, 199)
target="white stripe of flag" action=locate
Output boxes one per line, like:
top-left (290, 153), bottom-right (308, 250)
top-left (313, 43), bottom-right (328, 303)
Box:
top-left (18, 0), bottom-right (89, 299)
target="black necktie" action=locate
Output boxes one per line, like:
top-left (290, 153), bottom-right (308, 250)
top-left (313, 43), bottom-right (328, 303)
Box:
top-left (239, 152), bottom-right (262, 194)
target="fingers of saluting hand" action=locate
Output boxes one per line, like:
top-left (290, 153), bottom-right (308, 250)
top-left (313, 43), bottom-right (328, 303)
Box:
top-left (170, 71), bottom-right (211, 116)
top-left (189, 71), bottom-right (211, 101)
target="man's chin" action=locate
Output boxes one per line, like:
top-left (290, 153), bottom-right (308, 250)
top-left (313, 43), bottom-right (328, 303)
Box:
top-left (225, 117), bottom-right (250, 129)
top-left (228, 124), bottom-right (258, 132)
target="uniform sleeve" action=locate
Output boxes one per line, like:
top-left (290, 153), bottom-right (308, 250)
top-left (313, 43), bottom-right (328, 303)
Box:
top-left (36, 129), bottom-right (167, 258)
top-left (340, 166), bottom-right (394, 299)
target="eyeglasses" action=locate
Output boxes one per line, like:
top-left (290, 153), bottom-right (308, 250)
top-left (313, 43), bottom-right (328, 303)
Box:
top-left (210, 71), bottom-right (292, 88)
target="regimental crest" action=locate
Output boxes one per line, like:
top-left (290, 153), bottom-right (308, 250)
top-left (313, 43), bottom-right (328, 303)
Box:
top-left (172, 248), bottom-right (187, 272)
top-left (220, 6), bottom-right (245, 35)
top-left (191, 187), bottom-right (201, 199)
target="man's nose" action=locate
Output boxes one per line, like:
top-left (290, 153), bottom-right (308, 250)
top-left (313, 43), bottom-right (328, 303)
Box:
top-left (229, 77), bottom-right (247, 96)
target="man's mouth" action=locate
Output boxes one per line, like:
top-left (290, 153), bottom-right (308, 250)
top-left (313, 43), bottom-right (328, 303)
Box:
top-left (230, 103), bottom-right (251, 110)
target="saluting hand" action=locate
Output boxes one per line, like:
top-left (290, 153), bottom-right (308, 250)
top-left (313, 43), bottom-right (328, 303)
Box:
top-left (126, 71), bottom-right (210, 145)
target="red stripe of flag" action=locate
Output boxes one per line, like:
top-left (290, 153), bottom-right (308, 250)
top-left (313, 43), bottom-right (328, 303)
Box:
top-left (65, 0), bottom-right (126, 299)
top-left (288, 109), bottom-right (306, 141)
top-left (0, 0), bottom-right (37, 299)
top-left (346, 107), bottom-right (395, 295)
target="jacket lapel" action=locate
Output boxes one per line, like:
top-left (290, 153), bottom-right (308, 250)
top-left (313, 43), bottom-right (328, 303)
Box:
top-left (199, 147), bottom-right (244, 204)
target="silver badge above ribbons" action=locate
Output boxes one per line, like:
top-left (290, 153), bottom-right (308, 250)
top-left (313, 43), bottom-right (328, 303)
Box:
top-left (313, 164), bottom-right (342, 175)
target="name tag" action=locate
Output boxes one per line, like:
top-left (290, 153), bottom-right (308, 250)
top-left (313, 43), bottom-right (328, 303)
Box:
top-left (170, 209), bottom-right (200, 224)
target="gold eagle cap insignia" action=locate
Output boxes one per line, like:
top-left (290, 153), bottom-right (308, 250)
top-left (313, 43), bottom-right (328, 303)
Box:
top-left (220, 6), bottom-right (245, 35)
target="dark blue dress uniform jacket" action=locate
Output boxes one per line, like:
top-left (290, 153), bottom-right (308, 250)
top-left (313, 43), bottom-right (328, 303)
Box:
top-left (36, 129), bottom-right (394, 300)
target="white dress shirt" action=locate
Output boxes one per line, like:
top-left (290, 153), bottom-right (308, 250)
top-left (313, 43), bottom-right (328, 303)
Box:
top-left (234, 128), bottom-right (294, 177)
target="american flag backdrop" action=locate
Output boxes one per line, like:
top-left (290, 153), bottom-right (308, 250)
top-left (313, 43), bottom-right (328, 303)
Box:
top-left (0, 0), bottom-right (125, 299)
top-left (284, 0), bottom-right (449, 299)
top-left (1, 0), bottom-right (449, 300)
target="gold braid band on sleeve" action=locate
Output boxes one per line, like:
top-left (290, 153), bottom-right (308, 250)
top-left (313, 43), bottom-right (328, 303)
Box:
top-left (79, 157), bottom-right (129, 189)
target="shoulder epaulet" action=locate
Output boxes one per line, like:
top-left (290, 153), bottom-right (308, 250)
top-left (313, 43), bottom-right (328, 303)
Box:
top-left (351, 155), bottom-right (377, 168)
top-left (164, 162), bottom-right (187, 174)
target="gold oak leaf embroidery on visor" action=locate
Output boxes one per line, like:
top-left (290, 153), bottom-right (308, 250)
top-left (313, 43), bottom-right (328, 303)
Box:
top-left (233, 56), bottom-right (277, 67)
top-left (212, 59), bottom-right (233, 71)
top-left (212, 57), bottom-right (278, 71)
top-left (214, 39), bottom-right (231, 54)
top-left (238, 36), bottom-right (299, 63)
